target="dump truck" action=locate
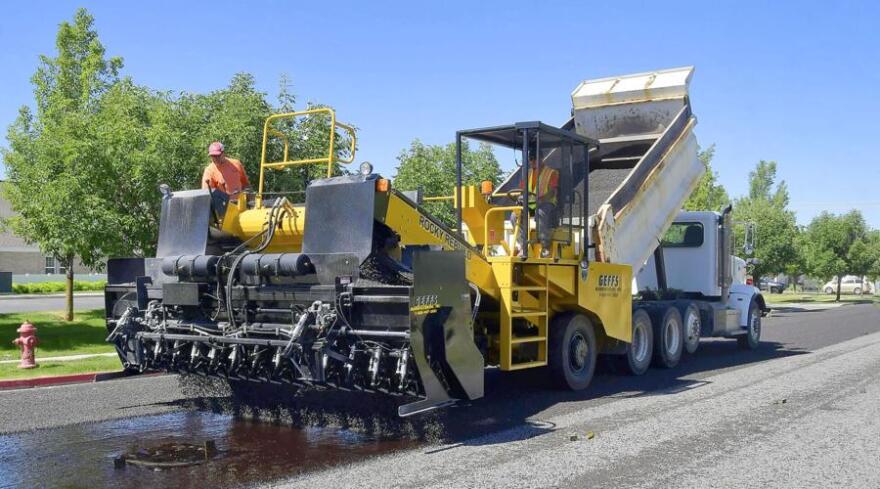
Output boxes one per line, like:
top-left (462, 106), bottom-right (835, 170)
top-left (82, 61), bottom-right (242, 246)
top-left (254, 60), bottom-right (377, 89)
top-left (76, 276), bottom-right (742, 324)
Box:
top-left (106, 67), bottom-right (765, 416)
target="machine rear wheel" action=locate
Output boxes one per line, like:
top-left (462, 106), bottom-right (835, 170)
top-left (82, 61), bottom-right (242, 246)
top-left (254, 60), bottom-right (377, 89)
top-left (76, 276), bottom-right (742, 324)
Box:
top-left (680, 303), bottom-right (701, 354)
top-left (549, 313), bottom-right (597, 390)
top-left (652, 306), bottom-right (683, 368)
top-left (622, 309), bottom-right (653, 375)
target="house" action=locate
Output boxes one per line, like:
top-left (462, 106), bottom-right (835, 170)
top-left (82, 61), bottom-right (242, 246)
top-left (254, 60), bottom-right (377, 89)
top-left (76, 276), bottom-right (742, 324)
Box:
top-left (0, 183), bottom-right (98, 276)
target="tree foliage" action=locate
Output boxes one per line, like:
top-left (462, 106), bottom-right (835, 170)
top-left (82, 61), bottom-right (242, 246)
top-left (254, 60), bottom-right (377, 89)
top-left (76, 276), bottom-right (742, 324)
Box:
top-left (2, 9), bottom-right (351, 319)
top-left (393, 140), bottom-right (503, 226)
top-left (802, 210), bottom-right (872, 300)
top-left (2, 9), bottom-right (122, 319)
top-left (732, 161), bottom-right (798, 283)
top-left (683, 145), bottom-right (730, 212)
top-left (866, 230), bottom-right (880, 281)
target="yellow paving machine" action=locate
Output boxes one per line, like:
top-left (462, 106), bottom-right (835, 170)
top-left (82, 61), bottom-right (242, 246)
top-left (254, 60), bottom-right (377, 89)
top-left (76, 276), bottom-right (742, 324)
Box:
top-left (106, 67), bottom-right (765, 416)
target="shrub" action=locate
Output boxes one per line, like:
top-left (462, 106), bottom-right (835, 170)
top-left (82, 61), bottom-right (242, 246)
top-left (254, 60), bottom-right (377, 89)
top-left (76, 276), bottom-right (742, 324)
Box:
top-left (11, 281), bottom-right (107, 294)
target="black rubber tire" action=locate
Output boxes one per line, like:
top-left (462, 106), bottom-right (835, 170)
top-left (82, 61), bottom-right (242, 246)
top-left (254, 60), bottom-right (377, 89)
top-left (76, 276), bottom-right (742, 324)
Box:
top-left (824, 287), bottom-right (834, 295)
top-left (549, 312), bottom-right (598, 390)
top-left (738, 299), bottom-right (762, 350)
top-left (679, 302), bottom-right (701, 355)
top-left (651, 306), bottom-right (684, 368)
top-left (853, 287), bottom-right (862, 295)
top-left (622, 309), bottom-right (653, 376)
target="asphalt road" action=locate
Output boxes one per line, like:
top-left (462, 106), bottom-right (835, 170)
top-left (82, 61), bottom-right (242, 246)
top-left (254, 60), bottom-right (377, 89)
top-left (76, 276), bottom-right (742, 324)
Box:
top-left (0, 294), bottom-right (104, 314)
top-left (1, 303), bottom-right (878, 488)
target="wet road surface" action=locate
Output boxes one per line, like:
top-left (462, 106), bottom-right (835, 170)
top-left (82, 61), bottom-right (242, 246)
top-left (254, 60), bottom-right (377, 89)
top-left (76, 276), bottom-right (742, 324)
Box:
top-left (0, 303), bottom-right (877, 488)
top-left (0, 411), bottom-right (416, 489)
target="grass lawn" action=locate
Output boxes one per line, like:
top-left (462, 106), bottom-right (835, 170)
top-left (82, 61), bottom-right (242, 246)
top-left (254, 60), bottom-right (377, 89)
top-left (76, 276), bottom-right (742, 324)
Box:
top-left (0, 355), bottom-right (121, 380)
top-left (0, 309), bottom-right (114, 362)
top-left (0, 308), bottom-right (122, 380)
top-left (764, 292), bottom-right (879, 305)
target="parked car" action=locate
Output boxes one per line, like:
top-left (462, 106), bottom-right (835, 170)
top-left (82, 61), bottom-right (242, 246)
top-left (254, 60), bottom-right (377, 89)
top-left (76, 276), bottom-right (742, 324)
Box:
top-left (822, 276), bottom-right (874, 295)
top-left (759, 277), bottom-right (786, 294)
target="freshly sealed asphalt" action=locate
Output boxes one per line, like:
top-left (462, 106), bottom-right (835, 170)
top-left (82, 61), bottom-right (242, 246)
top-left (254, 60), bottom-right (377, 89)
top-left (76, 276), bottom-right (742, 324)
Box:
top-left (0, 303), bottom-right (878, 488)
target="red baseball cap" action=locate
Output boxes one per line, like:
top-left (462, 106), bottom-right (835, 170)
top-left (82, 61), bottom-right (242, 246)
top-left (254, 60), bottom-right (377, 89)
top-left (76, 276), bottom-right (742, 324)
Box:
top-left (208, 141), bottom-right (224, 156)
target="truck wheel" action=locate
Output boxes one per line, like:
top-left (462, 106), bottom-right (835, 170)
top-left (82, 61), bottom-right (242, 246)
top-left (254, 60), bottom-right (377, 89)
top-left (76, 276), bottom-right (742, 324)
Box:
top-left (549, 313), bottom-right (597, 390)
top-left (737, 299), bottom-right (761, 350)
top-left (824, 286), bottom-right (834, 294)
top-left (679, 303), bottom-right (701, 355)
top-left (853, 287), bottom-right (862, 295)
top-left (652, 306), bottom-right (683, 368)
top-left (622, 309), bottom-right (653, 375)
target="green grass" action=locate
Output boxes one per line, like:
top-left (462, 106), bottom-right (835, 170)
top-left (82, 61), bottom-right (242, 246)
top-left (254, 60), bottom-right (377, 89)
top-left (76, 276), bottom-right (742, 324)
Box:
top-left (0, 308), bottom-right (122, 380)
top-left (0, 309), bottom-right (114, 362)
top-left (764, 292), bottom-right (879, 304)
top-left (0, 355), bottom-right (121, 380)
top-left (11, 280), bottom-right (106, 294)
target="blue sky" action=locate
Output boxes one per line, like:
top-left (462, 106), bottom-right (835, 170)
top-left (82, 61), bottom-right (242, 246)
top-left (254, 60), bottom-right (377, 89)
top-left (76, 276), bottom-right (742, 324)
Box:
top-left (2, 1), bottom-right (878, 226)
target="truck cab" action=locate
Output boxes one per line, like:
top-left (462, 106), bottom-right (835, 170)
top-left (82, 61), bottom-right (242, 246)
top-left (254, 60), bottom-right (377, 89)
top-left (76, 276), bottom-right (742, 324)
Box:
top-left (635, 209), bottom-right (766, 339)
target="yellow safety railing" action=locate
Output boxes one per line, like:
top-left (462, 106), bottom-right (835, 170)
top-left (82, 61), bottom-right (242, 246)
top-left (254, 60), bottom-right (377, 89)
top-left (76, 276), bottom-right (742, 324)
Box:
top-left (257, 108), bottom-right (357, 205)
top-left (483, 206), bottom-right (524, 257)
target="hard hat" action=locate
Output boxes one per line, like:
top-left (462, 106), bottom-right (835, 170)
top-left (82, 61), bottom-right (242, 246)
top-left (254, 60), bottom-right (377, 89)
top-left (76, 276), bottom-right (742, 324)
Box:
top-left (208, 141), bottom-right (224, 156)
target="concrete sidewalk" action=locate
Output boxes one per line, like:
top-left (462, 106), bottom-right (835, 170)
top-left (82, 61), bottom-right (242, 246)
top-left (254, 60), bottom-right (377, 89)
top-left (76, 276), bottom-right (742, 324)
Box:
top-left (278, 330), bottom-right (880, 489)
top-left (0, 352), bottom-right (116, 365)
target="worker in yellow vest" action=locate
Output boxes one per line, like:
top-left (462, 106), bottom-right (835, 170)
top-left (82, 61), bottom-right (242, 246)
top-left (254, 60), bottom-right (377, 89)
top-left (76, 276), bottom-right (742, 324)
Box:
top-left (519, 148), bottom-right (559, 257)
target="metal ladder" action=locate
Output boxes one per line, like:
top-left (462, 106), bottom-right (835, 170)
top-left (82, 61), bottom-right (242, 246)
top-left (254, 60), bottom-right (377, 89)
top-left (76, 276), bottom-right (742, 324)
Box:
top-left (500, 262), bottom-right (549, 370)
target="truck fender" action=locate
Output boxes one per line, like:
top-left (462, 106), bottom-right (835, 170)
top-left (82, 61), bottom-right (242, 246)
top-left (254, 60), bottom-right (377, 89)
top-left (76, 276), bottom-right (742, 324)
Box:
top-left (728, 284), bottom-right (762, 327)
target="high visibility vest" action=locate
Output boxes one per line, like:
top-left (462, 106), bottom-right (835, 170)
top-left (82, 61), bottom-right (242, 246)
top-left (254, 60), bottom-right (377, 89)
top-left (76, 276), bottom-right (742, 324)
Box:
top-left (527, 165), bottom-right (558, 208)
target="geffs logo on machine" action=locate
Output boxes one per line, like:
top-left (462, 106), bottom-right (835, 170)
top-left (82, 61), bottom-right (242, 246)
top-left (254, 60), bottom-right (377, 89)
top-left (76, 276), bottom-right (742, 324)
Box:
top-left (410, 294), bottom-right (440, 315)
top-left (595, 273), bottom-right (622, 298)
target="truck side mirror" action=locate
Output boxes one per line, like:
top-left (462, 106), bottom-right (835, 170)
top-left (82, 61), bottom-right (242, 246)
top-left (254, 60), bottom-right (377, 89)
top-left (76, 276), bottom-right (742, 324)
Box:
top-left (743, 222), bottom-right (756, 255)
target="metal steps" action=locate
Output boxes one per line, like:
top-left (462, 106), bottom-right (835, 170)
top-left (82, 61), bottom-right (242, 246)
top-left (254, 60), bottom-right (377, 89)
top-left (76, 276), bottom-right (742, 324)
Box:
top-left (500, 262), bottom-right (549, 370)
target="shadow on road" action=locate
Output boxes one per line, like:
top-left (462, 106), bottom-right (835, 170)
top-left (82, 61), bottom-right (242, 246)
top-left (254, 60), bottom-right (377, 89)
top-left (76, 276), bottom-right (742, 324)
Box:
top-left (433, 338), bottom-right (807, 445)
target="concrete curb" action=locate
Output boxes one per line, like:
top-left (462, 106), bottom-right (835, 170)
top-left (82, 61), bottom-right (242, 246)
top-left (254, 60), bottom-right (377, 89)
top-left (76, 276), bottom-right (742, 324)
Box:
top-left (0, 292), bottom-right (104, 301)
top-left (0, 370), bottom-right (143, 391)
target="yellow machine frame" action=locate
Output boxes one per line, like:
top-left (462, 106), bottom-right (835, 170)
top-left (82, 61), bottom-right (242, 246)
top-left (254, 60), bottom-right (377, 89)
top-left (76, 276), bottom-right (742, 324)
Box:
top-left (221, 111), bottom-right (633, 373)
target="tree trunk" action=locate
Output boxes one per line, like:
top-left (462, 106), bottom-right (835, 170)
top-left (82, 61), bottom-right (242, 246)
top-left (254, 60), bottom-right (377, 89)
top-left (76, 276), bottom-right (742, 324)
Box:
top-left (65, 255), bottom-right (74, 321)
top-left (836, 275), bottom-right (842, 303)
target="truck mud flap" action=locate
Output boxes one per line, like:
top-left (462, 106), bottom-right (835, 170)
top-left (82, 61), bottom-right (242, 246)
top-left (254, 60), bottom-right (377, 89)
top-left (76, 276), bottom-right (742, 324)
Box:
top-left (400, 250), bottom-right (484, 417)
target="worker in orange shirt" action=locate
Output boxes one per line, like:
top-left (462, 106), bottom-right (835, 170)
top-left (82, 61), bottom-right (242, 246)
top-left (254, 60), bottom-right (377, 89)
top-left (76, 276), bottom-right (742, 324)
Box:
top-left (201, 141), bottom-right (250, 197)
top-left (519, 148), bottom-right (559, 257)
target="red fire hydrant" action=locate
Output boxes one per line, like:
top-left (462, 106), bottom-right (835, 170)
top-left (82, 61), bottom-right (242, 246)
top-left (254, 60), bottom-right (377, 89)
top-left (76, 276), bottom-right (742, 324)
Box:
top-left (12, 321), bottom-right (39, 369)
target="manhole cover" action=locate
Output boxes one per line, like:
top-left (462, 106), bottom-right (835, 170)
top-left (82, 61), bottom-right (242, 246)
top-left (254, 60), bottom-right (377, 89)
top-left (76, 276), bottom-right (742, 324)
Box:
top-left (115, 440), bottom-right (217, 469)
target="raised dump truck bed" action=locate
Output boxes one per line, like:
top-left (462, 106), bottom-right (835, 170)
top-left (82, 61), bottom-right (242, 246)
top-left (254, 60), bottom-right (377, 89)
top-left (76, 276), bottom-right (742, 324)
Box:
top-left (569, 67), bottom-right (704, 270)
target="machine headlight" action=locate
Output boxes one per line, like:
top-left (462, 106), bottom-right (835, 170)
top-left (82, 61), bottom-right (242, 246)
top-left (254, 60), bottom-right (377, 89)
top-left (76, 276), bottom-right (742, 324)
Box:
top-left (359, 161), bottom-right (374, 175)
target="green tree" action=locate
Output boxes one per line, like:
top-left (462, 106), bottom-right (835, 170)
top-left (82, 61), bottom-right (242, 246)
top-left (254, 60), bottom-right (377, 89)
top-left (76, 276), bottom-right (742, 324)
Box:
top-left (393, 140), bottom-right (503, 226)
top-left (802, 210), bottom-right (870, 301)
top-left (2, 8), bottom-right (122, 320)
top-left (2, 9), bottom-right (354, 321)
top-left (866, 230), bottom-right (880, 281)
top-left (783, 227), bottom-right (808, 292)
top-left (732, 161), bottom-right (798, 287)
top-left (683, 145), bottom-right (730, 211)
